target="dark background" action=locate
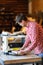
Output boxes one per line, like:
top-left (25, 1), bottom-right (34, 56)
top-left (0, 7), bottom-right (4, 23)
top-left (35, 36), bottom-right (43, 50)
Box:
top-left (0, 0), bottom-right (28, 33)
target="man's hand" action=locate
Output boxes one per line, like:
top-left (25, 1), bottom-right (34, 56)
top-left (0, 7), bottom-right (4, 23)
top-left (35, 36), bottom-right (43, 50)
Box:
top-left (17, 50), bottom-right (26, 55)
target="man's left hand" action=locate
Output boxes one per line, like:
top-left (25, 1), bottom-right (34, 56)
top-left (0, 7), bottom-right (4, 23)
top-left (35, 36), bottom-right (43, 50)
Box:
top-left (17, 50), bottom-right (26, 55)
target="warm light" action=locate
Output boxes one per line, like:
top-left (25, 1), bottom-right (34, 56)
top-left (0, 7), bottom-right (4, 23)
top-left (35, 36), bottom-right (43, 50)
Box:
top-left (8, 37), bottom-right (15, 41)
top-left (21, 27), bottom-right (26, 34)
top-left (11, 27), bottom-right (16, 33)
top-left (27, 17), bottom-right (35, 22)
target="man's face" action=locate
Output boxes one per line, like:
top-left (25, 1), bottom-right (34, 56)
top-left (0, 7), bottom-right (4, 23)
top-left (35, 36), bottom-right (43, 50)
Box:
top-left (18, 20), bottom-right (26, 27)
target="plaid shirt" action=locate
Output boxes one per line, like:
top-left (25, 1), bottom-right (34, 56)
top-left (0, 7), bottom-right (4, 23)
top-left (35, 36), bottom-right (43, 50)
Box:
top-left (23, 22), bottom-right (43, 54)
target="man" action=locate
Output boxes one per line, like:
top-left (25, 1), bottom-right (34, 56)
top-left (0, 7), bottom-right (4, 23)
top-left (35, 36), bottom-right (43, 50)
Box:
top-left (15, 13), bottom-right (43, 57)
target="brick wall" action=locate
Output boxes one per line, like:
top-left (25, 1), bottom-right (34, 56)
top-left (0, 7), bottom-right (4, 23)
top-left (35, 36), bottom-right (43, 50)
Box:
top-left (0, 0), bottom-right (28, 15)
top-left (0, 0), bottom-right (28, 33)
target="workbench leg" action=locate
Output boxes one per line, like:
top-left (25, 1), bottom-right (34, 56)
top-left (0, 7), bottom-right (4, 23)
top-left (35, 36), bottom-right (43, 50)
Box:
top-left (32, 63), bottom-right (34, 65)
top-left (36, 63), bottom-right (39, 65)
top-left (32, 63), bottom-right (39, 65)
top-left (41, 57), bottom-right (43, 65)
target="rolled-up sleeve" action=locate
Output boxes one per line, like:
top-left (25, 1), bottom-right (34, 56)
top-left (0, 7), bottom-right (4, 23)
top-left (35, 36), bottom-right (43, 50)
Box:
top-left (22, 33), bottom-right (31, 48)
